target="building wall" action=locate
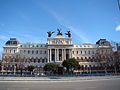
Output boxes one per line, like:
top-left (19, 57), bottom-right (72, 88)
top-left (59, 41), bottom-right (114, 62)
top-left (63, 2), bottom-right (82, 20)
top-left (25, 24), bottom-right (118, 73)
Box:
top-left (1, 36), bottom-right (113, 73)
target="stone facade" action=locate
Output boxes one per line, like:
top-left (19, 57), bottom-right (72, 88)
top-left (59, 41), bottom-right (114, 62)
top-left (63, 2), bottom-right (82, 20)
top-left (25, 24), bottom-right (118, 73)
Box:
top-left (1, 30), bottom-right (113, 74)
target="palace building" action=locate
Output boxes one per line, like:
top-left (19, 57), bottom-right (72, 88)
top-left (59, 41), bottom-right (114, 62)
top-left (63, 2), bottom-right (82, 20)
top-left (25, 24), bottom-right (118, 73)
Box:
top-left (1, 29), bottom-right (113, 74)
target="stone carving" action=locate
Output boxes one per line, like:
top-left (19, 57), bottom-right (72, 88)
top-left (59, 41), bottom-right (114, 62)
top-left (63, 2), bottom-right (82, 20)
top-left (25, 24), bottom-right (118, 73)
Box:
top-left (65, 31), bottom-right (71, 38)
top-left (57, 28), bottom-right (63, 35)
top-left (47, 31), bottom-right (54, 37)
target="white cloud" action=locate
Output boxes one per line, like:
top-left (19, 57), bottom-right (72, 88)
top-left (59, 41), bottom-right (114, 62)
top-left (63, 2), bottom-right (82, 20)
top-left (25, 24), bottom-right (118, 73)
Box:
top-left (47, 9), bottom-right (90, 43)
top-left (116, 25), bottom-right (120, 31)
top-left (66, 26), bottom-right (90, 43)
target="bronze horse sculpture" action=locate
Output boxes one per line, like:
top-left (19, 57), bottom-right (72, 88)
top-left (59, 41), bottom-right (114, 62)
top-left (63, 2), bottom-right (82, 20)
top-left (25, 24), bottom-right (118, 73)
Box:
top-left (47, 31), bottom-right (54, 37)
top-left (65, 31), bottom-right (71, 38)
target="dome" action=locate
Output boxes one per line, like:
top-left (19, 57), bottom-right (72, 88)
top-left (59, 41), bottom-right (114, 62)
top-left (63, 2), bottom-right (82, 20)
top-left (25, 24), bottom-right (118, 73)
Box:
top-left (5, 38), bottom-right (19, 45)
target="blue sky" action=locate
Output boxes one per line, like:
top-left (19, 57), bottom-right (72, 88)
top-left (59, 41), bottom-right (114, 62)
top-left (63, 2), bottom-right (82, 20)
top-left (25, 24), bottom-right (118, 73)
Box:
top-left (0, 0), bottom-right (120, 58)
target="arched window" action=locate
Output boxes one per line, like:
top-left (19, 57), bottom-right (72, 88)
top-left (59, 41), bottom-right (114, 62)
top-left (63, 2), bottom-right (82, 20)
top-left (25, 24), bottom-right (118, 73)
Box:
top-left (81, 51), bottom-right (82, 54)
top-left (89, 57), bottom-right (91, 59)
top-left (85, 51), bottom-right (86, 54)
top-left (77, 51), bottom-right (78, 54)
top-left (81, 57), bottom-right (83, 60)
top-left (44, 51), bottom-right (47, 54)
top-left (28, 50), bottom-right (30, 54)
top-left (85, 57), bottom-right (87, 59)
top-left (32, 50), bottom-right (34, 54)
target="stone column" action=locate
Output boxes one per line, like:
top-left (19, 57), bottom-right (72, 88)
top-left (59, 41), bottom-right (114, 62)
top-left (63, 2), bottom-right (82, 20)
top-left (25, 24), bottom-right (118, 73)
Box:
top-left (62, 49), bottom-right (64, 61)
top-left (48, 49), bottom-right (50, 62)
top-left (55, 49), bottom-right (56, 62)
top-left (69, 49), bottom-right (72, 58)
top-left (57, 49), bottom-right (59, 61)
top-left (64, 49), bottom-right (66, 60)
top-left (50, 49), bottom-right (51, 62)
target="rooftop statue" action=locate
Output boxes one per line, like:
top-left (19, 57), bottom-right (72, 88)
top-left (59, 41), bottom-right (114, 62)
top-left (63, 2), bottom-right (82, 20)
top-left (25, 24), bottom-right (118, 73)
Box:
top-left (65, 31), bottom-right (71, 38)
top-left (47, 31), bottom-right (54, 37)
top-left (57, 28), bottom-right (63, 35)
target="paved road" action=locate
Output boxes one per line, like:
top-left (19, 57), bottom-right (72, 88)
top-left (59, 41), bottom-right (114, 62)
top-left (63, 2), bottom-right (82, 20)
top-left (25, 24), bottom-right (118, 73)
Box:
top-left (0, 79), bottom-right (120, 90)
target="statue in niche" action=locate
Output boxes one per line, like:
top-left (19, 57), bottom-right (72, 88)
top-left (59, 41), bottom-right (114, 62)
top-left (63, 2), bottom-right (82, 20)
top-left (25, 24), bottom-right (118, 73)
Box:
top-left (47, 31), bottom-right (54, 37)
top-left (65, 31), bottom-right (71, 38)
top-left (57, 28), bottom-right (63, 35)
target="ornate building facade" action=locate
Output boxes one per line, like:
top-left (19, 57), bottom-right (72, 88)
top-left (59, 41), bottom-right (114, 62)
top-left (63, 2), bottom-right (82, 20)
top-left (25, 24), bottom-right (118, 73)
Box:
top-left (1, 29), bottom-right (113, 74)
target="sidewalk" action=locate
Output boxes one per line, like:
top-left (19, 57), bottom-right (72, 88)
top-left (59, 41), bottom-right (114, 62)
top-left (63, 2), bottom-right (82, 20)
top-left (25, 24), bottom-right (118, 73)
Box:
top-left (0, 75), bottom-right (120, 81)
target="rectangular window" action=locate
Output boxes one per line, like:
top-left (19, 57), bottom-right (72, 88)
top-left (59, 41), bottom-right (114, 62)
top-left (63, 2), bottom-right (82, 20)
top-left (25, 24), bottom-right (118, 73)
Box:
top-left (36, 50), bottom-right (38, 54)
top-left (28, 50), bottom-right (30, 54)
top-left (73, 51), bottom-right (74, 54)
top-left (92, 51), bottom-right (94, 54)
top-left (10, 50), bottom-right (11, 53)
top-left (88, 51), bottom-right (90, 54)
top-left (40, 51), bottom-right (42, 54)
top-left (81, 51), bottom-right (82, 54)
top-left (85, 51), bottom-right (86, 54)
top-left (44, 51), bottom-right (47, 54)
top-left (24, 50), bottom-right (26, 53)
top-left (77, 51), bottom-right (78, 54)
top-left (14, 50), bottom-right (16, 53)
top-left (32, 50), bottom-right (34, 54)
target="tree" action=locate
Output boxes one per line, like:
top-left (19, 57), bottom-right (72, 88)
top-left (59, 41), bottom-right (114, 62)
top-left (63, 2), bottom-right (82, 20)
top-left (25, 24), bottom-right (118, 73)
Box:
top-left (44, 63), bottom-right (59, 75)
top-left (62, 58), bottom-right (79, 74)
top-left (27, 65), bottom-right (35, 75)
top-left (113, 51), bottom-right (120, 73)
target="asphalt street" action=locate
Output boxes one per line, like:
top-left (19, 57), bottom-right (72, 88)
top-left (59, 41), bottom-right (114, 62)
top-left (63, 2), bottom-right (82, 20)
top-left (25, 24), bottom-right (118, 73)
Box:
top-left (0, 78), bottom-right (120, 90)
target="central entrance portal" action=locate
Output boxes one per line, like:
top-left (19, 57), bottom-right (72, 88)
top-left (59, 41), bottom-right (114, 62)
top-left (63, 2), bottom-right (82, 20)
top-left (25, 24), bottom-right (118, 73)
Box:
top-left (48, 48), bottom-right (72, 62)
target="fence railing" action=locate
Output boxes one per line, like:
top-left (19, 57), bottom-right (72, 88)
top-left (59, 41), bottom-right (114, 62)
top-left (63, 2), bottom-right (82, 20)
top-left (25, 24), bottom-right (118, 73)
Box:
top-left (0, 73), bottom-right (120, 77)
